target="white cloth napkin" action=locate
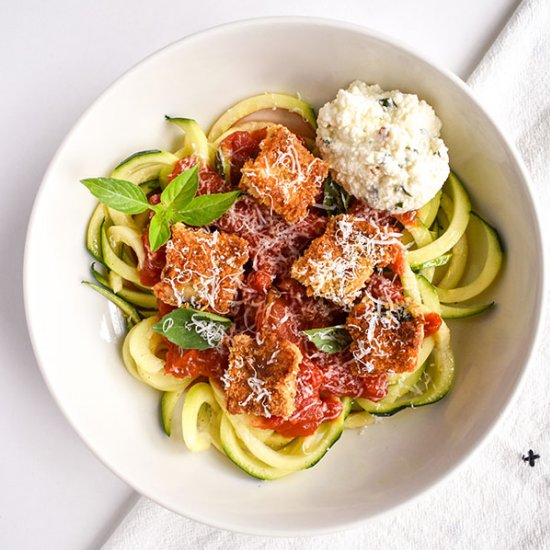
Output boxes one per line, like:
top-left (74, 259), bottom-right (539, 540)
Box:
top-left (104, 1), bottom-right (550, 548)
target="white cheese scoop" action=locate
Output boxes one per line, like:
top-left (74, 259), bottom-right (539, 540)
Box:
top-left (316, 81), bottom-right (450, 213)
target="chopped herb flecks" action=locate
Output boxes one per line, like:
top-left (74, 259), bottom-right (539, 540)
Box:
top-left (379, 97), bottom-right (397, 109)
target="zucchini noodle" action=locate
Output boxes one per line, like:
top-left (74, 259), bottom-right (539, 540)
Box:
top-left (83, 92), bottom-right (504, 480)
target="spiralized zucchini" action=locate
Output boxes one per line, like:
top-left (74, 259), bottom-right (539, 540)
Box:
top-left (83, 93), bottom-right (503, 480)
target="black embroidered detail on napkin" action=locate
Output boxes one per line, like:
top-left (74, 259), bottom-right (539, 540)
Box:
top-left (522, 449), bottom-right (540, 467)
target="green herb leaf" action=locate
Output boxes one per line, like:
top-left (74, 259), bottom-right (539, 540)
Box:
top-left (303, 325), bottom-right (352, 354)
top-left (379, 97), bottom-right (396, 109)
top-left (81, 177), bottom-right (150, 214)
top-left (149, 211), bottom-right (171, 252)
top-left (173, 191), bottom-right (241, 226)
top-left (161, 165), bottom-right (199, 211)
top-left (323, 178), bottom-right (350, 214)
top-left (153, 308), bottom-right (232, 350)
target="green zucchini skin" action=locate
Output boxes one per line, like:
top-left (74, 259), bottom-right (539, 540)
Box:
top-left (359, 361), bottom-right (452, 417)
top-left (114, 149), bottom-right (163, 169)
top-left (111, 150), bottom-right (178, 184)
top-left (412, 253), bottom-right (451, 272)
top-left (91, 264), bottom-right (157, 309)
top-left (440, 302), bottom-right (495, 319)
top-left (219, 398), bottom-right (352, 480)
top-left (406, 173), bottom-right (471, 269)
top-left (435, 212), bottom-right (504, 304)
top-left (86, 204), bottom-right (106, 262)
top-left (82, 281), bottom-right (141, 325)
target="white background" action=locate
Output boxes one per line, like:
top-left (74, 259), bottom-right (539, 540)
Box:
top-left (0, 1), bottom-right (520, 548)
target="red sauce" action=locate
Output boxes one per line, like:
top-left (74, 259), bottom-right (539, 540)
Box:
top-left (348, 199), bottom-right (396, 227)
top-left (165, 342), bottom-right (228, 379)
top-left (167, 156), bottom-right (232, 194)
top-left (218, 129), bottom-right (267, 185)
top-left (423, 312), bottom-right (442, 337)
top-left (138, 194), bottom-right (166, 286)
top-left (139, 232), bottom-right (166, 287)
top-left (256, 278), bottom-right (344, 349)
top-left (388, 249), bottom-right (406, 276)
top-left (253, 360), bottom-right (343, 437)
top-left (367, 272), bottom-right (404, 302)
top-left (216, 196), bottom-right (327, 280)
top-left (157, 299), bottom-right (176, 317)
top-left (394, 210), bottom-right (417, 226)
top-left (249, 280), bottom-right (384, 435)
top-left (246, 270), bottom-right (273, 294)
top-left (317, 352), bottom-right (389, 401)
top-left (233, 270), bottom-right (273, 334)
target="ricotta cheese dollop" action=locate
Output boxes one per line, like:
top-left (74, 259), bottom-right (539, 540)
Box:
top-left (316, 81), bottom-right (450, 213)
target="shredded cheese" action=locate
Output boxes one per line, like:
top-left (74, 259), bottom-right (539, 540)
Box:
top-left (184, 314), bottom-right (227, 348)
top-left (291, 214), bottom-right (403, 308)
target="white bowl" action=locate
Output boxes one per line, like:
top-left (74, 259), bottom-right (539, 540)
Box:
top-left (24, 17), bottom-right (545, 535)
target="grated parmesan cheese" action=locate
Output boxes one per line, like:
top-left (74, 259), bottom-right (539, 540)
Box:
top-left (153, 224), bottom-right (249, 315)
top-left (291, 214), bottom-right (403, 308)
top-left (184, 314), bottom-right (227, 348)
top-left (346, 292), bottom-right (424, 375)
top-left (240, 125), bottom-right (329, 223)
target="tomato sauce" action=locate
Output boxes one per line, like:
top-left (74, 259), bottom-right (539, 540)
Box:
top-left (218, 129), bottom-right (267, 185)
top-left (165, 342), bottom-right (228, 380)
top-left (138, 194), bottom-right (165, 287)
top-left (139, 232), bottom-right (166, 287)
top-left (316, 351), bottom-right (389, 401)
top-left (253, 360), bottom-right (343, 437)
top-left (231, 271), bottom-right (273, 334)
top-left (348, 199), bottom-right (397, 227)
top-left (251, 279), bottom-right (384, 435)
top-left (157, 299), bottom-right (176, 317)
top-left (367, 272), bottom-right (404, 302)
top-left (423, 312), bottom-right (442, 337)
top-left (216, 196), bottom-right (327, 280)
top-left (167, 156), bottom-right (232, 195)
top-left (394, 210), bottom-right (417, 226)
top-left (256, 278), bottom-right (344, 349)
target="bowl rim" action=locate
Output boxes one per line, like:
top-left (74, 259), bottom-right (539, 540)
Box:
top-left (23, 15), bottom-right (547, 537)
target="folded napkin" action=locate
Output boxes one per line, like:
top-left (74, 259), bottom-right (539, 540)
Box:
top-left (104, 1), bottom-right (550, 548)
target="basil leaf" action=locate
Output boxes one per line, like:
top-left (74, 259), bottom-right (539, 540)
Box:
top-left (161, 164), bottom-right (198, 211)
top-left (153, 308), bottom-right (232, 350)
top-left (323, 178), bottom-right (350, 214)
top-left (148, 211), bottom-right (171, 252)
top-left (303, 325), bottom-right (352, 354)
top-left (81, 177), bottom-right (150, 214)
top-left (173, 191), bottom-right (241, 226)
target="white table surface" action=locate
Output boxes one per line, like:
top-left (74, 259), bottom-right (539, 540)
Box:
top-left (0, 0), bottom-right (520, 548)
